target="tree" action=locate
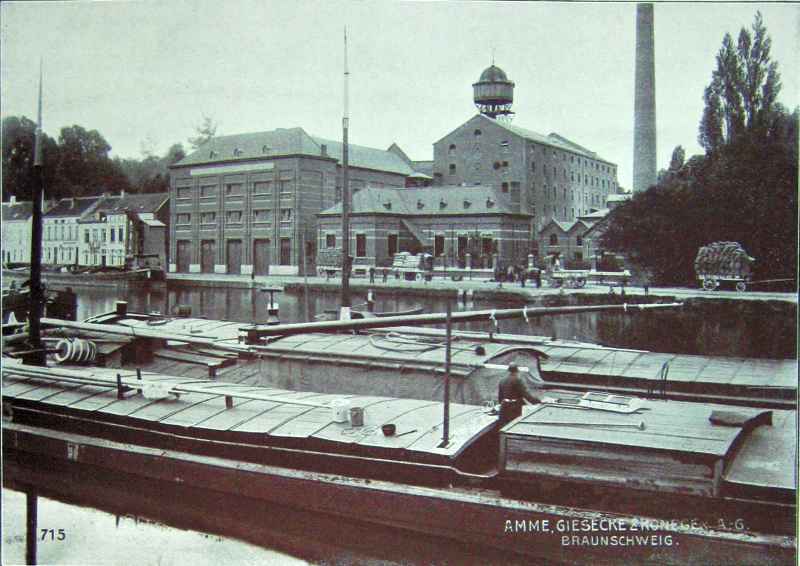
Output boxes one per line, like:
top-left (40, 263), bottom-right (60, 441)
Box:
top-left (188, 115), bottom-right (218, 149)
top-left (57, 125), bottom-right (129, 196)
top-left (699, 12), bottom-right (781, 152)
top-left (668, 145), bottom-right (685, 172)
top-left (2, 115), bottom-right (61, 201)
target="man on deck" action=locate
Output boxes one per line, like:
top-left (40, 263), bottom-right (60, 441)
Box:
top-left (498, 361), bottom-right (548, 425)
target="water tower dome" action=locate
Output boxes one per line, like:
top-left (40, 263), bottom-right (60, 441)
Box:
top-left (473, 64), bottom-right (515, 121)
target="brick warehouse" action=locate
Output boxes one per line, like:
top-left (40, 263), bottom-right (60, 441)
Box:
top-left (317, 185), bottom-right (532, 271)
top-left (168, 127), bottom-right (414, 275)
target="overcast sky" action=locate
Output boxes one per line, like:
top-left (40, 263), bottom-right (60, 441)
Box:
top-left (2, 1), bottom-right (798, 190)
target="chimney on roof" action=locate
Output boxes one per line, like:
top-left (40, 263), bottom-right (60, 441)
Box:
top-left (9, 196), bottom-right (16, 206)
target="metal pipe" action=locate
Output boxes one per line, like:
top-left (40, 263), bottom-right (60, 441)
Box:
top-left (26, 491), bottom-right (37, 565)
top-left (27, 62), bottom-right (45, 366)
top-left (248, 302), bottom-right (683, 338)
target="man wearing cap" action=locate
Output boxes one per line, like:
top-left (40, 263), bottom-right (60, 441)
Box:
top-left (497, 362), bottom-right (547, 424)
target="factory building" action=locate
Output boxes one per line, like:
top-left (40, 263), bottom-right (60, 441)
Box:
top-left (432, 64), bottom-right (620, 253)
top-left (168, 127), bottom-right (414, 276)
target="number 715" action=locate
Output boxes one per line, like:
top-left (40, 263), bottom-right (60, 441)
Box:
top-left (40, 529), bottom-right (66, 541)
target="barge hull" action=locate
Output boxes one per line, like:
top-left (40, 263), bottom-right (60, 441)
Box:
top-left (3, 422), bottom-right (795, 566)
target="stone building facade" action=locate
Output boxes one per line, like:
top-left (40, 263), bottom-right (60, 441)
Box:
top-left (318, 185), bottom-right (532, 270)
top-left (168, 127), bottom-right (413, 276)
top-left (1, 197), bottom-right (33, 265)
top-left (432, 114), bottom-right (619, 238)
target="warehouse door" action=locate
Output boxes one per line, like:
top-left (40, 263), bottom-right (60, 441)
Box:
top-left (226, 239), bottom-right (242, 274)
top-left (176, 240), bottom-right (191, 273)
top-left (279, 238), bottom-right (291, 265)
top-left (200, 240), bottom-right (215, 273)
top-left (253, 239), bottom-right (270, 275)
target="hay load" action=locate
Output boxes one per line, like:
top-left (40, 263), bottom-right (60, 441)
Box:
top-left (695, 242), bottom-right (755, 290)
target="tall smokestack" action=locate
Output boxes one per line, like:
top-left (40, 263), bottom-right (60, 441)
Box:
top-left (633, 3), bottom-right (657, 193)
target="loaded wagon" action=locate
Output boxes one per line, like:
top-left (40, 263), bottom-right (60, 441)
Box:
top-left (695, 242), bottom-right (755, 292)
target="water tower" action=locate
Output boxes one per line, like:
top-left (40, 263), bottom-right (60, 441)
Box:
top-left (473, 64), bottom-right (515, 121)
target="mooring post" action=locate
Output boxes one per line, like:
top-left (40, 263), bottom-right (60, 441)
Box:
top-left (440, 302), bottom-right (452, 448)
top-left (26, 491), bottom-right (38, 565)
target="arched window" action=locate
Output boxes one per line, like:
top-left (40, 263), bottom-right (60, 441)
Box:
top-left (474, 129), bottom-right (482, 136)
top-left (549, 234), bottom-right (558, 246)
top-left (448, 144), bottom-right (456, 157)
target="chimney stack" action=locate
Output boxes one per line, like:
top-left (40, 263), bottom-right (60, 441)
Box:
top-left (633, 3), bottom-right (657, 193)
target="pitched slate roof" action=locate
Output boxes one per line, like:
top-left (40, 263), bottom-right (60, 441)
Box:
top-left (319, 185), bottom-right (526, 217)
top-left (540, 218), bottom-right (594, 235)
top-left (173, 127), bottom-right (414, 176)
top-left (2, 200), bottom-right (33, 221)
top-left (95, 193), bottom-right (168, 215)
top-left (44, 196), bottom-right (103, 218)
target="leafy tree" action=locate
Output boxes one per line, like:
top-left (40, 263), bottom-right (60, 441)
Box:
top-left (57, 125), bottom-right (129, 196)
top-left (699, 12), bottom-right (781, 152)
top-left (2, 115), bottom-right (60, 201)
top-left (604, 12), bottom-right (796, 287)
top-left (188, 115), bottom-right (218, 149)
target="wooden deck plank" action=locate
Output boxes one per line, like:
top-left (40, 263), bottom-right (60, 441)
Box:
top-left (231, 404), bottom-right (317, 434)
top-left (193, 400), bottom-right (282, 431)
top-left (126, 392), bottom-right (217, 422)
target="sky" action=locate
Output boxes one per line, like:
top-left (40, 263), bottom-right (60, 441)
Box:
top-left (2, 1), bottom-right (798, 190)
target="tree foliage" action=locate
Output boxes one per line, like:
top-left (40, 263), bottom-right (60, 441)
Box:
top-left (2, 115), bottom-right (187, 201)
top-left (188, 115), bottom-right (218, 149)
top-left (603, 13), bottom-right (797, 287)
top-left (699, 12), bottom-right (781, 152)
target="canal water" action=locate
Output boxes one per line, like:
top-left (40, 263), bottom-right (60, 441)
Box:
top-left (74, 284), bottom-right (796, 359)
top-left (4, 282), bottom-right (796, 564)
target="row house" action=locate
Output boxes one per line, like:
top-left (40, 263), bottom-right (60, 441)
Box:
top-left (1, 197), bottom-right (34, 264)
top-left (168, 127), bottom-right (414, 276)
top-left (317, 185), bottom-right (532, 270)
top-left (42, 192), bottom-right (168, 269)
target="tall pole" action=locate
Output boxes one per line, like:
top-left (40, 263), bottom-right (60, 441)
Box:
top-left (340, 27), bottom-right (352, 310)
top-left (440, 302), bottom-right (452, 447)
top-left (28, 60), bottom-right (46, 366)
top-left (633, 3), bottom-right (657, 193)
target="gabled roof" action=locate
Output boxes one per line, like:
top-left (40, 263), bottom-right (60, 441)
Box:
top-left (434, 114), bottom-right (613, 164)
top-left (173, 127), bottom-right (414, 176)
top-left (95, 192), bottom-right (168, 215)
top-left (2, 200), bottom-right (33, 221)
top-left (411, 160), bottom-right (434, 177)
top-left (539, 218), bottom-right (593, 235)
top-left (319, 185), bottom-right (527, 217)
top-left (44, 196), bottom-right (103, 218)
top-left (310, 136), bottom-right (414, 176)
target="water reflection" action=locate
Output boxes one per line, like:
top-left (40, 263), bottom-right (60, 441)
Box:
top-left (71, 284), bottom-right (795, 359)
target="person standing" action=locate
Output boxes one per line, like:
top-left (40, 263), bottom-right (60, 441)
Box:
top-left (497, 362), bottom-right (547, 425)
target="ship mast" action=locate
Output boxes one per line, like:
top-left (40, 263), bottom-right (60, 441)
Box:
top-left (339, 27), bottom-right (352, 314)
top-left (27, 60), bottom-right (46, 365)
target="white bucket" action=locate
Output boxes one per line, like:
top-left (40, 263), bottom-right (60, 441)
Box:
top-left (330, 399), bottom-right (351, 423)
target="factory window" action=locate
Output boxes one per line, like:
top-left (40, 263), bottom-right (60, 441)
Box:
top-left (201, 212), bottom-right (217, 225)
top-left (500, 141), bottom-right (510, 151)
top-left (335, 187), bottom-right (342, 202)
top-left (501, 182), bottom-right (509, 193)
top-left (176, 213), bottom-right (191, 225)
top-left (118, 227), bottom-right (124, 242)
top-left (531, 161), bottom-right (536, 171)
top-left (110, 229), bottom-right (115, 243)
top-left (549, 234), bottom-right (558, 246)
top-left (280, 209), bottom-right (292, 222)
top-left (200, 185), bottom-right (217, 198)
top-left (449, 164), bottom-right (456, 174)
top-left (279, 180), bottom-right (292, 196)
top-left (448, 144), bottom-right (456, 157)
top-left (493, 161), bottom-right (501, 170)
top-left (225, 183), bottom-right (243, 197)
top-left (474, 129), bottom-right (482, 136)
top-left (84, 231), bottom-right (90, 244)
top-left (576, 235), bottom-right (583, 246)
top-left (434, 234), bottom-right (445, 257)
top-left (326, 234), bottom-right (336, 248)
top-left (176, 187), bottom-right (191, 200)
top-left (226, 210), bottom-right (242, 224)
top-left (356, 234), bottom-right (367, 258)
top-left (502, 161), bottom-right (509, 167)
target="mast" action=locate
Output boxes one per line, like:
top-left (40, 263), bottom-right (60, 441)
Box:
top-left (340, 27), bottom-right (352, 311)
top-left (27, 60), bottom-right (46, 365)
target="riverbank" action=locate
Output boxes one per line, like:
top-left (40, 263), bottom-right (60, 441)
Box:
top-left (3, 268), bottom-right (164, 289)
top-left (165, 272), bottom-right (798, 305)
